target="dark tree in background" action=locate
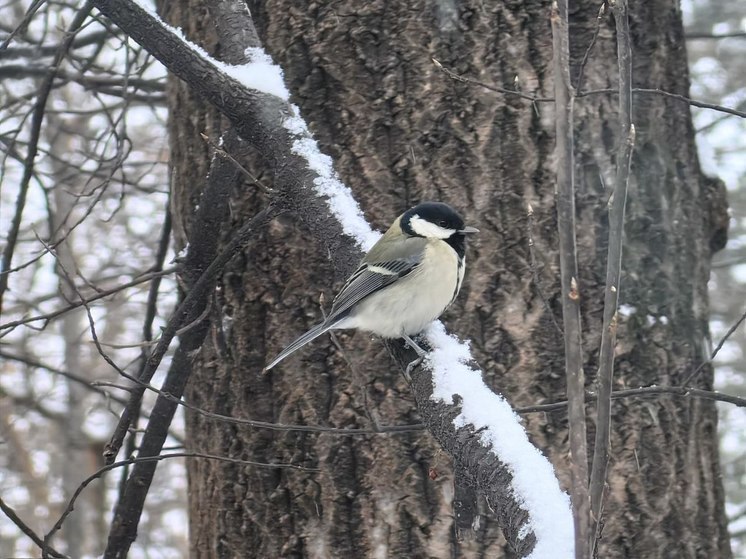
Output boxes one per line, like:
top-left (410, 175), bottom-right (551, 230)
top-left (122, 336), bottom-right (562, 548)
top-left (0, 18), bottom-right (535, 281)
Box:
top-left (150, 0), bottom-right (733, 557)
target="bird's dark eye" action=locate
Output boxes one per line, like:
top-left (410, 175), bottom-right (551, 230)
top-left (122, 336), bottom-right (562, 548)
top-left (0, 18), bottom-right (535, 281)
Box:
top-left (439, 220), bottom-right (447, 227)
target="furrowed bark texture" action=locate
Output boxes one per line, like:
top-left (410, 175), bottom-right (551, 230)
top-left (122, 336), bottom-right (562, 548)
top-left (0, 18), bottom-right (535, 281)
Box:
top-left (159, 0), bottom-right (732, 557)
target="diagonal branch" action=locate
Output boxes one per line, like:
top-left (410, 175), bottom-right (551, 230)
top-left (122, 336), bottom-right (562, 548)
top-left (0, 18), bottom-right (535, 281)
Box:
top-left (682, 305), bottom-right (746, 386)
top-left (103, 204), bottom-right (276, 558)
top-left (0, 495), bottom-right (66, 559)
top-left (116, 202), bottom-right (172, 505)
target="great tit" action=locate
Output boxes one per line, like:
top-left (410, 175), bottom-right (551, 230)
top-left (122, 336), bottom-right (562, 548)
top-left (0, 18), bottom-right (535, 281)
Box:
top-left (265, 202), bottom-right (478, 370)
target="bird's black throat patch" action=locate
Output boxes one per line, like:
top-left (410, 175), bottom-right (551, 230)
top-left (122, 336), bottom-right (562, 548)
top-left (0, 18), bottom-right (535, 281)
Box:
top-left (445, 233), bottom-right (466, 259)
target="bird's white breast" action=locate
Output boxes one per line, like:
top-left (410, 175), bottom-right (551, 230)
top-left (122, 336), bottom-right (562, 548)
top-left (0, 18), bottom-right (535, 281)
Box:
top-left (341, 240), bottom-right (464, 338)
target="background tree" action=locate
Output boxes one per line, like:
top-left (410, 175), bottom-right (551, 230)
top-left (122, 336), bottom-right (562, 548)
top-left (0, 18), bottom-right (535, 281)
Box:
top-left (0, 2), bottom-right (184, 557)
top-left (684, 1), bottom-right (746, 554)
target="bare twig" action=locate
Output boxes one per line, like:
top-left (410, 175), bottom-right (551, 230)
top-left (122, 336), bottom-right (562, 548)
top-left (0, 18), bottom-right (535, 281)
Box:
top-left (0, 1), bottom-right (94, 317)
top-left (431, 57), bottom-right (553, 103)
top-left (0, 267), bottom-right (177, 336)
top-left (43, 451), bottom-right (317, 555)
top-left (685, 31), bottom-right (746, 40)
top-left (0, 350), bottom-right (127, 405)
top-left (575, 2), bottom-right (607, 93)
top-left (581, 87), bottom-right (746, 119)
top-left (0, 29), bottom-right (111, 59)
top-left (0, 0), bottom-right (48, 50)
top-left (589, 0), bottom-right (635, 550)
top-left (174, 296), bottom-right (213, 336)
top-left (608, 385), bottom-right (746, 408)
top-left (0, 64), bottom-right (164, 91)
top-left (117, 203), bottom-right (172, 501)
top-left (551, 2), bottom-right (590, 556)
top-left (682, 306), bottom-right (746, 386)
top-left (111, 363), bottom-right (426, 434)
top-left (516, 385), bottom-right (746, 414)
top-left (431, 58), bottom-right (746, 120)
top-left (0, 495), bottom-right (66, 559)
top-left (200, 132), bottom-right (272, 194)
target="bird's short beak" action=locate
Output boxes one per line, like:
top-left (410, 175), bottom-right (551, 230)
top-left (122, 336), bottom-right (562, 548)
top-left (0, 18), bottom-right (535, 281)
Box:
top-left (459, 225), bottom-right (479, 234)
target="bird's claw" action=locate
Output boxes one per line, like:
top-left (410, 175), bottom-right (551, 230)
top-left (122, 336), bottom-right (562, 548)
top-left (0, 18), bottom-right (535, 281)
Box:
top-left (402, 334), bottom-right (426, 357)
top-left (404, 355), bottom-right (425, 381)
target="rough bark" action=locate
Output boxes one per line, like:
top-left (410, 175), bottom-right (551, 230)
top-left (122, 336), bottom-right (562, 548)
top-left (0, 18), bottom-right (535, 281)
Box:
top-left (154, 0), bottom-right (732, 557)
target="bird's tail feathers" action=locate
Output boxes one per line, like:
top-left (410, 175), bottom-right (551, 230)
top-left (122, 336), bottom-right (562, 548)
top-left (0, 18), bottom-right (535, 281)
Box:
top-left (264, 320), bottom-right (341, 371)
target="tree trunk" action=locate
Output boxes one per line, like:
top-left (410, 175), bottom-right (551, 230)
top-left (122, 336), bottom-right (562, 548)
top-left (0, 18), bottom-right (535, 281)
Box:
top-left (162, 0), bottom-right (731, 556)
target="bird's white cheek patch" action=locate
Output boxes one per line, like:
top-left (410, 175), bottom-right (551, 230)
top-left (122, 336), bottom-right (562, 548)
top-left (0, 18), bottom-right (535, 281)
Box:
top-left (409, 215), bottom-right (455, 239)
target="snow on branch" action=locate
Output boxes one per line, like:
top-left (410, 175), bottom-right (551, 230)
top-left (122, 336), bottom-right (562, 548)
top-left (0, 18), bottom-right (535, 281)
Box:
top-left (425, 323), bottom-right (574, 557)
top-left (133, 0), bottom-right (290, 100)
top-left (92, 1), bottom-right (573, 556)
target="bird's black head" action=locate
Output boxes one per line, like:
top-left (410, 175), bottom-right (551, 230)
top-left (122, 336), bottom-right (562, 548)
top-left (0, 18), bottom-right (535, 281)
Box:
top-left (400, 202), bottom-right (477, 258)
top-left (401, 202), bottom-right (465, 237)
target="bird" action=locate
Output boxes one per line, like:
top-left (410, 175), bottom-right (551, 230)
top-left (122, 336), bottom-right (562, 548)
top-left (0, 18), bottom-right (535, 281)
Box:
top-left (264, 202), bottom-right (478, 370)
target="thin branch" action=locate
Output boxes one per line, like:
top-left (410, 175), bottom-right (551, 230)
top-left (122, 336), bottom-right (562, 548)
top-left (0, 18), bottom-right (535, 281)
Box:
top-left (610, 385), bottom-right (746, 408)
top-left (0, 28), bottom-right (111, 59)
top-left (0, 495), bottom-right (66, 559)
top-left (0, 350), bottom-right (186, 447)
top-left (0, 350), bottom-right (127, 405)
top-left (432, 58), bottom-right (746, 120)
top-left (685, 31), bottom-right (746, 40)
top-left (0, 267), bottom-right (177, 336)
top-left (117, 202), bottom-right (172, 501)
top-left (682, 306), bottom-right (746, 386)
top-left (0, 64), bottom-right (164, 91)
top-left (589, 0), bottom-right (634, 549)
top-left (0, 0), bottom-right (47, 50)
top-left (114, 365), bottom-right (427, 435)
top-left (431, 57), bottom-right (553, 103)
top-left (200, 132), bottom-right (272, 194)
top-left (588, 87), bottom-right (746, 119)
top-left (575, 2), bottom-right (607, 93)
top-left (551, 2), bottom-right (590, 556)
top-left (42, 451), bottom-right (317, 556)
top-left (727, 503), bottom-right (746, 523)
top-left (516, 385), bottom-right (746, 414)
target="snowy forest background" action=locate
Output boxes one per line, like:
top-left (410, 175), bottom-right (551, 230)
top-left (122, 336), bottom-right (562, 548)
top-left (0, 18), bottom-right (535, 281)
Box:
top-left (0, 0), bottom-right (744, 557)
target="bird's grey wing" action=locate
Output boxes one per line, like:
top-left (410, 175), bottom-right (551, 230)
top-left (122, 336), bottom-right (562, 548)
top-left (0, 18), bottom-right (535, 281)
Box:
top-left (327, 250), bottom-right (424, 322)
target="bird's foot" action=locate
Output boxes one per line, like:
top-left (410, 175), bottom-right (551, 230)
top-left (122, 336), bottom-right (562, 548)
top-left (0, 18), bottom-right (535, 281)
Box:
top-left (402, 334), bottom-right (426, 357)
top-left (404, 355), bottom-right (425, 381)
top-left (400, 334), bottom-right (427, 381)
